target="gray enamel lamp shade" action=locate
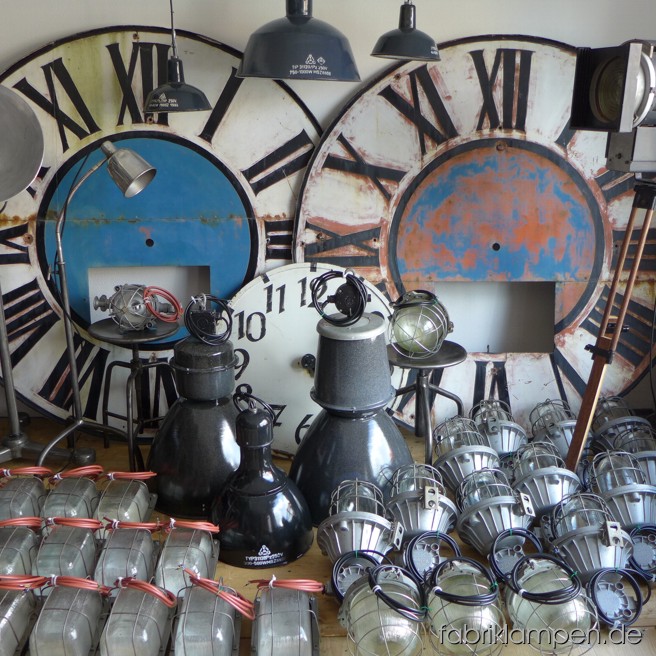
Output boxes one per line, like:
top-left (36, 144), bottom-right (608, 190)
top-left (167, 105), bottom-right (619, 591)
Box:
top-left (372, 2), bottom-right (440, 61)
top-left (237, 0), bottom-right (360, 81)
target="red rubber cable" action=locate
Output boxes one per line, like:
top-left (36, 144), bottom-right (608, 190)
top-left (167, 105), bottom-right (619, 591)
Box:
top-left (116, 577), bottom-right (177, 608)
top-left (143, 286), bottom-right (182, 322)
top-left (249, 577), bottom-right (325, 593)
top-left (184, 569), bottom-right (255, 619)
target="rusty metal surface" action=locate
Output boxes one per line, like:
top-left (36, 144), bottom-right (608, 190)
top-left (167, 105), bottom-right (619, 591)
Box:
top-left (295, 35), bottom-right (655, 429)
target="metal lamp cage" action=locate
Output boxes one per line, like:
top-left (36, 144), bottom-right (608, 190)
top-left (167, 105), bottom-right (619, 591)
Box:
top-left (172, 582), bottom-right (241, 655)
top-left (317, 480), bottom-right (404, 564)
top-left (590, 396), bottom-right (653, 453)
top-left (512, 443), bottom-right (583, 521)
top-left (426, 557), bottom-right (505, 656)
top-left (252, 586), bottom-right (320, 656)
top-left (339, 564), bottom-right (425, 656)
top-left (504, 554), bottom-right (599, 656)
top-left (588, 451), bottom-right (656, 531)
top-left (456, 469), bottom-right (535, 555)
top-left (614, 425), bottom-right (656, 485)
top-left (547, 493), bottom-right (634, 581)
top-left (470, 399), bottom-right (528, 456)
top-left (433, 428), bottom-right (500, 493)
top-left (388, 290), bottom-right (453, 360)
top-left (386, 464), bottom-right (458, 539)
top-left (529, 399), bottom-right (579, 460)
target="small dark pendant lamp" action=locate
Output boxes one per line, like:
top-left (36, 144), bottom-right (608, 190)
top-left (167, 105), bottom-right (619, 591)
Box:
top-left (372, 1), bottom-right (440, 61)
top-left (144, 0), bottom-right (211, 112)
top-left (237, 0), bottom-right (360, 81)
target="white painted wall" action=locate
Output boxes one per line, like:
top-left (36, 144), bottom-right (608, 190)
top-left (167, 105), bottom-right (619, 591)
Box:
top-left (1, 0), bottom-right (655, 415)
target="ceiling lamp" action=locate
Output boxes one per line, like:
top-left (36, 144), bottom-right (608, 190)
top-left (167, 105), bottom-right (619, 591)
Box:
top-left (144, 0), bottom-right (211, 112)
top-left (372, 1), bottom-right (440, 61)
top-left (237, 0), bottom-right (360, 81)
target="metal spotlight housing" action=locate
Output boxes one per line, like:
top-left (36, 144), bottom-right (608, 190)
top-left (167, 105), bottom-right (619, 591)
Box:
top-left (530, 399), bottom-right (580, 460)
top-left (547, 493), bottom-right (633, 581)
top-left (589, 451), bottom-right (656, 531)
top-left (470, 399), bottom-right (528, 457)
top-left (512, 442), bottom-right (583, 522)
top-left (317, 480), bottom-right (403, 564)
top-left (456, 469), bottom-right (535, 555)
top-left (433, 418), bottom-right (500, 492)
top-left (386, 463), bottom-right (458, 539)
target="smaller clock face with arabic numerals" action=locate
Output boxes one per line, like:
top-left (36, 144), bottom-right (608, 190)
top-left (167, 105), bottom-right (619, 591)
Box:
top-left (228, 262), bottom-right (406, 455)
top-left (0, 26), bottom-right (321, 425)
top-left (295, 35), bottom-right (656, 429)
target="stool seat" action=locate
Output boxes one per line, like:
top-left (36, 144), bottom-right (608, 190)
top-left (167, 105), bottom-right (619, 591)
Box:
top-left (88, 318), bottom-right (179, 471)
top-left (388, 340), bottom-right (467, 465)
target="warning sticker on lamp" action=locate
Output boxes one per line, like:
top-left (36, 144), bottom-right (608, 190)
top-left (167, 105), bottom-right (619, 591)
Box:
top-left (288, 54), bottom-right (333, 78)
top-left (244, 544), bottom-right (286, 566)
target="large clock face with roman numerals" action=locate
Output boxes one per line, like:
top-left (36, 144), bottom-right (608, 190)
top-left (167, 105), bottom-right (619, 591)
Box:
top-left (0, 26), bottom-right (320, 423)
top-left (295, 35), bottom-right (656, 429)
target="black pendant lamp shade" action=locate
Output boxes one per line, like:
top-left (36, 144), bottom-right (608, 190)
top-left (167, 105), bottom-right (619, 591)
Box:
top-left (144, 0), bottom-right (211, 112)
top-left (372, 1), bottom-right (440, 61)
top-left (237, 0), bottom-right (360, 81)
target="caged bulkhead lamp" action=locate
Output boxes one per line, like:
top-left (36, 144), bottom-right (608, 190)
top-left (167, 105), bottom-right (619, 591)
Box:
top-left (237, 0), bottom-right (360, 81)
top-left (372, 1), bottom-right (440, 62)
top-left (144, 0), bottom-right (211, 112)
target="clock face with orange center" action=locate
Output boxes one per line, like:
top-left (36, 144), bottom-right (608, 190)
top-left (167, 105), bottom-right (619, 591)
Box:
top-left (294, 35), bottom-right (655, 429)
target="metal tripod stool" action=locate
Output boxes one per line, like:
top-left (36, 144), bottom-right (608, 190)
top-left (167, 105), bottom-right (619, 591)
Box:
top-left (87, 318), bottom-right (179, 472)
top-left (388, 340), bottom-right (467, 465)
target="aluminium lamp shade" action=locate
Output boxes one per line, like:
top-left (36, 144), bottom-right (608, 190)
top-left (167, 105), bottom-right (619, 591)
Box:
top-left (237, 0), bottom-right (360, 81)
top-left (372, 1), bottom-right (440, 62)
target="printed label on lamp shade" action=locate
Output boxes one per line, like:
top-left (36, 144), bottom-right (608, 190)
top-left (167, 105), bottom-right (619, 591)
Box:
top-left (288, 54), bottom-right (333, 78)
top-left (244, 544), bottom-right (285, 566)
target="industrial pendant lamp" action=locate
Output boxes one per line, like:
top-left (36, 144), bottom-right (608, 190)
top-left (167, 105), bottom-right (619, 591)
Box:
top-left (372, 1), bottom-right (440, 61)
top-left (237, 0), bottom-right (360, 81)
top-left (144, 0), bottom-right (211, 112)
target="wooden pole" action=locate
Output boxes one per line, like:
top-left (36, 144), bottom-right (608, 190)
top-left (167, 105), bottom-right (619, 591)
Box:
top-left (566, 182), bottom-right (656, 471)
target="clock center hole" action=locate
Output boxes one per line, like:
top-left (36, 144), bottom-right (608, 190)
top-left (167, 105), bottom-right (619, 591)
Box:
top-left (146, 238), bottom-right (155, 247)
top-left (491, 242), bottom-right (501, 251)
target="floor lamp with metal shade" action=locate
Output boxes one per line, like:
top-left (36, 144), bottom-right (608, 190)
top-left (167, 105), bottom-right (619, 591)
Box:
top-left (36, 140), bottom-right (157, 465)
top-left (0, 86), bottom-right (96, 465)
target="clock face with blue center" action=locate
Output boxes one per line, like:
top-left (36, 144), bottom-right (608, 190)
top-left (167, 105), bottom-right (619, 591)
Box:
top-left (0, 26), bottom-right (320, 424)
top-left (295, 35), bottom-right (655, 429)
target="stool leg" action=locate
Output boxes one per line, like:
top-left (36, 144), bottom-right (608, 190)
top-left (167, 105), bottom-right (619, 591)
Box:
top-left (415, 370), bottom-right (434, 465)
top-left (428, 383), bottom-right (464, 416)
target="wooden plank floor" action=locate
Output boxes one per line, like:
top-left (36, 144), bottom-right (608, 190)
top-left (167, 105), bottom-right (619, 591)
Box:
top-left (2, 416), bottom-right (655, 655)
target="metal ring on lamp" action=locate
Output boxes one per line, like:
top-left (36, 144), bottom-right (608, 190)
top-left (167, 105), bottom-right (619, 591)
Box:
top-left (587, 567), bottom-right (648, 627)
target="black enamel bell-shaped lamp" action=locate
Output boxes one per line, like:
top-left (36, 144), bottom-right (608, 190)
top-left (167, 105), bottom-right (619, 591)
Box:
top-left (211, 387), bottom-right (314, 568)
top-left (148, 296), bottom-right (240, 518)
top-left (290, 269), bottom-right (413, 524)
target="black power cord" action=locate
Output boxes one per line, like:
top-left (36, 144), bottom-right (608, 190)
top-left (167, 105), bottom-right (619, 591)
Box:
top-left (184, 294), bottom-right (232, 344)
top-left (310, 269), bottom-right (369, 326)
top-left (429, 557), bottom-right (499, 607)
top-left (509, 553), bottom-right (581, 605)
top-left (488, 527), bottom-right (543, 582)
top-left (367, 564), bottom-right (427, 622)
